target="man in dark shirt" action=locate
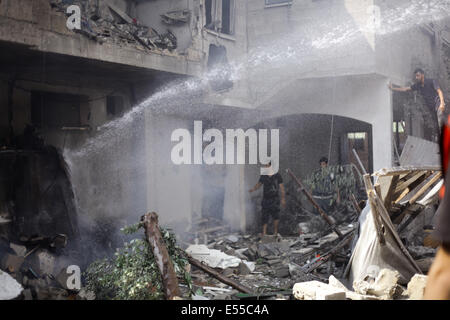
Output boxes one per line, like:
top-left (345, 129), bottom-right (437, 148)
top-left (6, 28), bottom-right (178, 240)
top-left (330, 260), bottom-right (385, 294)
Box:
top-left (249, 163), bottom-right (286, 237)
top-left (389, 68), bottom-right (446, 139)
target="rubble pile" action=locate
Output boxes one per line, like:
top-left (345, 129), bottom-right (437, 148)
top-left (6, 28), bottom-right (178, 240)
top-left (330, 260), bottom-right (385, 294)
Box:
top-left (178, 222), bottom-right (358, 300)
top-left (0, 234), bottom-right (90, 300)
top-left (49, 0), bottom-right (178, 54)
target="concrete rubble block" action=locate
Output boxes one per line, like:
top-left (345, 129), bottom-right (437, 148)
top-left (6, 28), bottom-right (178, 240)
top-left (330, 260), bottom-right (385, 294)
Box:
top-left (406, 274), bottom-right (427, 300)
top-left (238, 262), bottom-right (251, 275)
top-left (1, 254), bottom-right (25, 273)
top-left (242, 260), bottom-right (256, 273)
top-left (293, 281), bottom-right (346, 300)
top-left (33, 250), bottom-right (56, 276)
top-left (10, 243), bottom-right (27, 257)
top-left (369, 268), bottom-right (400, 298)
top-left (353, 268), bottom-right (400, 299)
top-left (274, 265), bottom-right (290, 278)
top-left (329, 275), bottom-right (379, 300)
top-left (0, 269), bottom-right (23, 300)
top-left (256, 244), bottom-right (273, 258)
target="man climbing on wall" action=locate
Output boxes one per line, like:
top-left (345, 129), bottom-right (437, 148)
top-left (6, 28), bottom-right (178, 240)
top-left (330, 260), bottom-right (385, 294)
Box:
top-left (249, 162), bottom-right (286, 237)
top-left (389, 68), bottom-right (446, 141)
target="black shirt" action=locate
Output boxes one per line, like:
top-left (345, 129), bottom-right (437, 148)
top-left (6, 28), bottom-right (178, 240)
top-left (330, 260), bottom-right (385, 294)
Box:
top-left (411, 78), bottom-right (441, 111)
top-left (259, 173), bottom-right (283, 200)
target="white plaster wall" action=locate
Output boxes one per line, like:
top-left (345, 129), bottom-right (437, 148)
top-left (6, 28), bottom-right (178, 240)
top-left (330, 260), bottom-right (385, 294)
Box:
top-left (144, 112), bottom-right (198, 231)
top-left (256, 74), bottom-right (392, 171)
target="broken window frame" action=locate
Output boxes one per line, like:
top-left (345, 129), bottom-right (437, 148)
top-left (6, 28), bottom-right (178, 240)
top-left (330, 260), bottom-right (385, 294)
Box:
top-left (204, 0), bottom-right (235, 36)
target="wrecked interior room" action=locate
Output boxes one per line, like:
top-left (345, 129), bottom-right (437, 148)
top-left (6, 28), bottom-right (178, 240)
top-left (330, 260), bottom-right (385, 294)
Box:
top-left (1, 0), bottom-right (450, 303)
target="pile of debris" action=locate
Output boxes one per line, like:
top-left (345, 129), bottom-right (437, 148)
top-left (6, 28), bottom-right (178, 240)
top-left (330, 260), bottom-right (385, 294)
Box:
top-left (0, 234), bottom-right (92, 300)
top-left (291, 165), bottom-right (442, 300)
top-left (49, 0), bottom-right (178, 54)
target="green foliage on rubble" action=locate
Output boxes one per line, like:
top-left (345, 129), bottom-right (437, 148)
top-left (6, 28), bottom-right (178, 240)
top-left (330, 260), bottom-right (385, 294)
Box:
top-left (84, 223), bottom-right (192, 300)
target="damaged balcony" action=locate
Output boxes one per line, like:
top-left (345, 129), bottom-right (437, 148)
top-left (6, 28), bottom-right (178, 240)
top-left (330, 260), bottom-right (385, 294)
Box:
top-left (0, 0), bottom-right (203, 77)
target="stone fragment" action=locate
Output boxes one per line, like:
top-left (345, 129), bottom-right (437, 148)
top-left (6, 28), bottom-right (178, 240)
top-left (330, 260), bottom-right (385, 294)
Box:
top-left (406, 274), bottom-right (427, 300)
top-left (353, 268), bottom-right (400, 299)
top-left (293, 281), bottom-right (346, 300)
top-left (329, 275), bottom-right (379, 300)
top-left (274, 265), bottom-right (290, 278)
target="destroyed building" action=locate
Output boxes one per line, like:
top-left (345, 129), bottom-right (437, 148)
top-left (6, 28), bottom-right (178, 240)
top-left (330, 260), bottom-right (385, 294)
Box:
top-left (0, 0), bottom-right (450, 301)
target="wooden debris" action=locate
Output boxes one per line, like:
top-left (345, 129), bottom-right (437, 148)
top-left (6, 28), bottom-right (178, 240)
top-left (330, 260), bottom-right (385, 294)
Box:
top-left (186, 255), bottom-right (253, 294)
top-left (287, 169), bottom-right (343, 238)
top-left (141, 212), bottom-right (181, 300)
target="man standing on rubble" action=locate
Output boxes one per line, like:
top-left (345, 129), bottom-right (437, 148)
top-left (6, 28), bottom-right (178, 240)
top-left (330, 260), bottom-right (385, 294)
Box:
top-left (389, 68), bottom-right (446, 141)
top-left (309, 157), bottom-right (340, 213)
top-left (249, 162), bottom-right (286, 237)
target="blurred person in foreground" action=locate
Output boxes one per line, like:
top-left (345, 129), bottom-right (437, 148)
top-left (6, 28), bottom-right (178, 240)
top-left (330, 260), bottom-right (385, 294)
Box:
top-left (424, 115), bottom-right (450, 299)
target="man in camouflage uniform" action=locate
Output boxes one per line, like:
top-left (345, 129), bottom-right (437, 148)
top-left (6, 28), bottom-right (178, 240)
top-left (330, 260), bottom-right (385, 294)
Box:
top-left (309, 157), bottom-right (340, 213)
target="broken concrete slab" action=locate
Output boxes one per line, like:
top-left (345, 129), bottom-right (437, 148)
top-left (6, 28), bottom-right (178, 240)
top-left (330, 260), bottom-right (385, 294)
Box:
top-left (186, 244), bottom-right (241, 269)
top-left (293, 281), bottom-right (346, 300)
top-left (406, 274), bottom-right (427, 300)
top-left (0, 269), bottom-right (23, 300)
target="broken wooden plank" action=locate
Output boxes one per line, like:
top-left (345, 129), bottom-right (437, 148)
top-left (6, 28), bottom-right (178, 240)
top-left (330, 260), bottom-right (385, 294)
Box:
top-left (287, 169), bottom-right (343, 238)
top-left (394, 188), bottom-right (411, 204)
top-left (373, 166), bottom-right (441, 177)
top-left (384, 175), bottom-right (399, 212)
top-left (396, 172), bottom-right (441, 206)
top-left (186, 255), bottom-right (253, 294)
top-left (141, 212), bottom-right (181, 300)
top-left (408, 171), bottom-right (442, 205)
top-left (417, 180), bottom-right (443, 206)
top-left (351, 193), bottom-right (362, 214)
top-left (394, 171), bottom-right (428, 194)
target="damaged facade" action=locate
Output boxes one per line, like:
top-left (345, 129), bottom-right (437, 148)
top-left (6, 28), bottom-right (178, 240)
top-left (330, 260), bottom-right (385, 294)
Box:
top-left (0, 0), bottom-right (449, 300)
